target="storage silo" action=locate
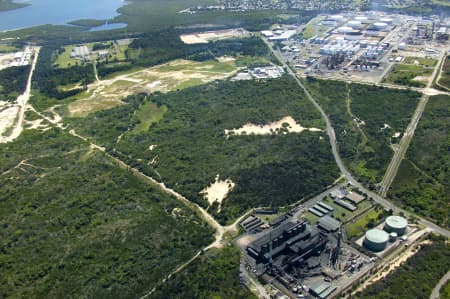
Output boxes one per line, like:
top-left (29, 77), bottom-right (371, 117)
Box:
top-left (337, 26), bottom-right (353, 34)
top-left (364, 229), bottom-right (389, 252)
top-left (384, 216), bottom-right (408, 235)
top-left (374, 22), bottom-right (388, 30)
top-left (348, 20), bottom-right (362, 29)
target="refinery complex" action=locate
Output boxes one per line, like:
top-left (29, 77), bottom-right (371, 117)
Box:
top-left (261, 11), bottom-right (448, 84)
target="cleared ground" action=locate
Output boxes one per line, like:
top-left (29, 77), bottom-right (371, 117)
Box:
top-left (180, 28), bottom-right (249, 44)
top-left (68, 58), bottom-right (239, 117)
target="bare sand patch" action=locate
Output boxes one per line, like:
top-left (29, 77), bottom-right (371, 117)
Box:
top-left (68, 58), bottom-right (238, 117)
top-left (224, 116), bottom-right (322, 136)
top-left (201, 175), bottom-right (235, 212)
top-left (180, 28), bottom-right (249, 44)
top-left (0, 104), bottom-right (19, 140)
top-left (148, 144), bottom-right (157, 151)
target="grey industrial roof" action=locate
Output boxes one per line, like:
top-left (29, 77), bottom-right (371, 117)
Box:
top-left (318, 215), bottom-right (340, 232)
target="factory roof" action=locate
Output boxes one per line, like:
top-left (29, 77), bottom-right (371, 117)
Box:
top-left (317, 215), bottom-right (340, 232)
top-left (345, 192), bottom-right (365, 204)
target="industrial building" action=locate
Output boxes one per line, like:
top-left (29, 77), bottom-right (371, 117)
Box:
top-left (317, 215), bottom-right (340, 233)
top-left (345, 192), bottom-right (365, 205)
top-left (70, 46), bottom-right (90, 60)
top-left (246, 220), bottom-right (329, 274)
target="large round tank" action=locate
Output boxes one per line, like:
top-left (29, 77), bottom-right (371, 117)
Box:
top-left (364, 229), bottom-right (389, 252)
top-left (380, 17), bottom-right (393, 24)
top-left (337, 26), bottom-right (353, 34)
top-left (355, 16), bottom-right (369, 23)
top-left (348, 20), bottom-right (362, 29)
top-left (384, 216), bottom-right (408, 235)
top-left (329, 15), bottom-right (344, 21)
top-left (374, 22), bottom-right (388, 30)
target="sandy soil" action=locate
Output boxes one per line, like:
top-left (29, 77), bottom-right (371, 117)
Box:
top-left (224, 116), bottom-right (322, 136)
top-left (68, 58), bottom-right (238, 117)
top-left (180, 29), bottom-right (249, 44)
top-left (0, 104), bottom-right (19, 140)
top-left (148, 144), bottom-right (157, 151)
top-left (201, 175), bottom-right (235, 213)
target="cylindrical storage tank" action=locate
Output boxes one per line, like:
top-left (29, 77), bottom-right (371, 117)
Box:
top-left (329, 15), bottom-right (344, 21)
top-left (380, 17), bottom-right (393, 24)
top-left (345, 32), bottom-right (363, 41)
top-left (348, 20), bottom-right (362, 29)
top-left (337, 26), bottom-right (353, 34)
top-left (364, 229), bottom-right (389, 252)
top-left (355, 16), bottom-right (369, 23)
top-left (374, 22), bottom-right (388, 30)
top-left (389, 232), bottom-right (398, 242)
top-left (384, 216), bottom-right (408, 235)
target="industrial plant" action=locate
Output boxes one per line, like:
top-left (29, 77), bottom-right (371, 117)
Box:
top-left (261, 11), bottom-right (448, 84)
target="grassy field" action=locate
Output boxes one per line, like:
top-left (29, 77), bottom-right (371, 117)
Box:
top-left (355, 236), bottom-right (450, 299)
top-left (66, 58), bottom-right (239, 117)
top-left (402, 56), bottom-right (438, 67)
top-left (383, 63), bottom-right (433, 87)
top-left (305, 78), bottom-right (420, 186)
top-left (0, 43), bottom-right (19, 53)
top-left (67, 77), bottom-right (340, 224)
top-left (0, 129), bottom-right (214, 298)
top-left (389, 95), bottom-right (449, 227)
top-left (133, 102), bottom-right (168, 134)
top-left (345, 206), bottom-right (386, 240)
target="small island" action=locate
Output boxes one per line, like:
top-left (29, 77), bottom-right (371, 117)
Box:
top-left (0, 0), bottom-right (30, 12)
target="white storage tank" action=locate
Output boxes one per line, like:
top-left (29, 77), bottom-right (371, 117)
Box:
top-left (389, 232), bottom-right (398, 242)
top-left (355, 16), bottom-right (369, 23)
top-left (398, 42), bottom-right (407, 50)
top-left (329, 15), bottom-right (344, 21)
top-left (384, 216), bottom-right (408, 235)
top-left (364, 229), bottom-right (389, 252)
top-left (374, 22), bottom-right (388, 30)
top-left (337, 26), bottom-right (353, 34)
top-left (348, 20), bottom-right (362, 29)
top-left (380, 17), bottom-right (393, 24)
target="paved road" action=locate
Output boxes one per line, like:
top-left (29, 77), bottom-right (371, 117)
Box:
top-left (379, 52), bottom-right (446, 197)
top-left (262, 37), bottom-right (450, 240)
top-left (430, 271), bottom-right (450, 299)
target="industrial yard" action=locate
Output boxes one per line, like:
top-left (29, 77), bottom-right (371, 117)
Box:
top-left (236, 183), bottom-right (430, 299)
top-left (262, 11), bottom-right (449, 85)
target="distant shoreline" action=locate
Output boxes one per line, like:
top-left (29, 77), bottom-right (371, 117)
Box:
top-left (0, 0), bottom-right (31, 12)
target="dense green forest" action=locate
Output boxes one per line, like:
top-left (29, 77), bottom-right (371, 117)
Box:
top-left (355, 235), bottom-right (450, 299)
top-left (304, 78), bottom-right (420, 187)
top-left (0, 129), bottom-right (214, 298)
top-left (389, 95), bottom-right (449, 227)
top-left (67, 77), bottom-right (340, 224)
top-left (0, 65), bottom-right (30, 102)
top-left (150, 245), bottom-right (256, 299)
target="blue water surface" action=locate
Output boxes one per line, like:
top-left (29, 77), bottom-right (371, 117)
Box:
top-left (0, 0), bottom-right (126, 31)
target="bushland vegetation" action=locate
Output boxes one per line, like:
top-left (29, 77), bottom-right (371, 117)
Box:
top-left (389, 95), bottom-right (449, 227)
top-left (355, 235), bottom-right (450, 299)
top-left (150, 245), bottom-right (256, 299)
top-left (67, 77), bottom-right (340, 224)
top-left (0, 65), bottom-right (30, 102)
top-left (304, 78), bottom-right (420, 187)
top-left (0, 129), bottom-right (214, 298)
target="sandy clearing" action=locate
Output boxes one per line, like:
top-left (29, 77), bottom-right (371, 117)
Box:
top-left (0, 105), bottom-right (19, 139)
top-left (200, 175), bottom-right (235, 213)
top-left (392, 132), bottom-right (401, 138)
top-left (148, 144), bottom-right (157, 151)
top-left (180, 29), bottom-right (249, 45)
top-left (224, 116), bottom-right (322, 136)
top-left (69, 58), bottom-right (238, 116)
